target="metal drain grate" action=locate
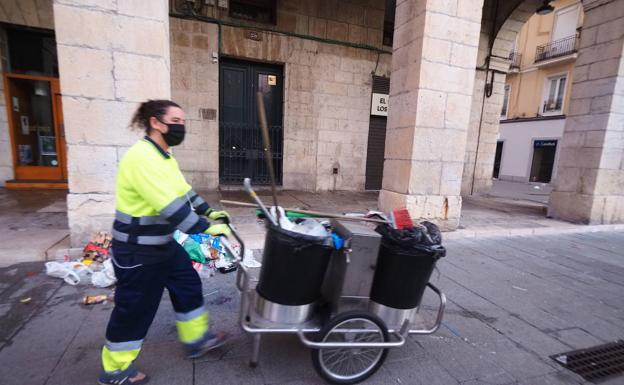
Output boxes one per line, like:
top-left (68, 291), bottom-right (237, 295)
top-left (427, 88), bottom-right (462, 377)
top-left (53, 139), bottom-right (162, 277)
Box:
top-left (551, 340), bottom-right (624, 383)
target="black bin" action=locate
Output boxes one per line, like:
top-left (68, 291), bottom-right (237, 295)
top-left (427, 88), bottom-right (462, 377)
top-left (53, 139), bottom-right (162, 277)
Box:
top-left (256, 224), bottom-right (333, 306)
top-left (370, 229), bottom-right (446, 309)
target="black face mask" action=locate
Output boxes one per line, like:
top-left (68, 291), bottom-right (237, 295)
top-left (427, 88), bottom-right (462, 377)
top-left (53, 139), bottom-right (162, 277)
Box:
top-left (157, 119), bottom-right (185, 146)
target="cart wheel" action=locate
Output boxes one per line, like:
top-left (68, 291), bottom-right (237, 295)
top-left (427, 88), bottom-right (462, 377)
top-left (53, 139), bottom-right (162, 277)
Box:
top-left (311, 311), bottom-right (389, 384)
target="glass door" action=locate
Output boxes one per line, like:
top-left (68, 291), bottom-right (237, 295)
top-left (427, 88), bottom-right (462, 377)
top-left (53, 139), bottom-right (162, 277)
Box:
top-left (4, 74), bottom-right (66, 181)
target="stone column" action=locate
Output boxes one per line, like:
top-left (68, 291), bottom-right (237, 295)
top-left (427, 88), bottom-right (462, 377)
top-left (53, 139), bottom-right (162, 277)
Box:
top-left (462, 64), bottom-right (508, 196)
top-left (549, 0), bottom-right (624, 224)
top-left (53, 0), bottom-right (171, 246)
top-left (461, 0), bottom-right (537, 196)
top-left (379, 0), bottom-right (483, 230)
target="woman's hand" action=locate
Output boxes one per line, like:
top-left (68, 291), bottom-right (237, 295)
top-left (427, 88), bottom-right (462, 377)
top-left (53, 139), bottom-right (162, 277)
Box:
top-left (206, 209), bottom-right (230, 223)
top-left (205, 223), bottom-right (231, 237)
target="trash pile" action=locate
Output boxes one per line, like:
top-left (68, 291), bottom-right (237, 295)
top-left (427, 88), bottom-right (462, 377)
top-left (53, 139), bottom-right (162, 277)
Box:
top-left (45, 228), bottom-right (260, 287)
top-left (174, 230), bottom-right (261, 278)
top-left (45, 231), bottom-right (116, 288)
top-left (174, 231), bottom-right (235, 277)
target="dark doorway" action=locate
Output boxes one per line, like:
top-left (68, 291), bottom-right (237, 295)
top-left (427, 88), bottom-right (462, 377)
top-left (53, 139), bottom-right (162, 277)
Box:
top-left (530, 140), bottom-right (557, 183)
top-left (219, 58), bottom-right (283, 185)
top-left (365, 117), bottom-right (387, 190)
top-left (365, 76), bottom-right (390, 190)
top-left (493, 141), bottom-right (504, 179)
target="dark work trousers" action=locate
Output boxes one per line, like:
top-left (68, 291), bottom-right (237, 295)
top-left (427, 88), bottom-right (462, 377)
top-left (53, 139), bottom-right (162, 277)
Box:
top-left (105, 241), bottom-right (204, 345)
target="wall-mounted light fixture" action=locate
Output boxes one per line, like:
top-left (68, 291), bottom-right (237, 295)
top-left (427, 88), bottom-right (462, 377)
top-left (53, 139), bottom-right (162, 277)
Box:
top-left (536, 0), bottom-right (554, 15)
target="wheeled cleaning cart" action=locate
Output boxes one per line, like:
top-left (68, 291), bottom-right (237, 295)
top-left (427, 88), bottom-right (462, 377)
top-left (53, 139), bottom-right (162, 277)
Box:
top-left (224, 205), bottom-right (447, 384)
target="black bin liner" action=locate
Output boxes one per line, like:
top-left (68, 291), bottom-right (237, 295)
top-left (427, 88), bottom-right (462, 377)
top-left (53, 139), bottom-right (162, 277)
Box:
top-left (370, 225), bottom-right (446, 309)
top-left (256, 224), bottom-right (333, 306)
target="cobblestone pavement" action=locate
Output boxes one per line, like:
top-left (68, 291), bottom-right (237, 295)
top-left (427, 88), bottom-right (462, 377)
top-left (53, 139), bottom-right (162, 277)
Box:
top-left (1, 231), bottom-right (623, 385)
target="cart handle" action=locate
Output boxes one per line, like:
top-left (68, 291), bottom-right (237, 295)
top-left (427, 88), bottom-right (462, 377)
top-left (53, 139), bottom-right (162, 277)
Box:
top-left (296, 330), bottom-right (407, 349)
top-left (227, 223), bottom-right (245, 263)
top-left (217, 223), bottom-right (249, 293)
top-left (408, 282), bottom-right (446, 335)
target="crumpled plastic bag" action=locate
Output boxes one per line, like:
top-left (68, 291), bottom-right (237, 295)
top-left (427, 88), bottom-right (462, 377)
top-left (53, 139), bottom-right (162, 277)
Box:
top-left (267, 207), bottom-right (329, 239)
top-left (290, 218), bottom-right (328, 238)
top-left (45, 261), bottom-right (92, 286)
top-left (242, 249), bottom-right (261, 268)
top-left (182, 237), bottom-right (207, 264)
top-left (91, 259), bottom-right (116, 288)
top-left (269, 206), bottom-right (294, 231)
top-left (420, 221), bottom-right (442, 245)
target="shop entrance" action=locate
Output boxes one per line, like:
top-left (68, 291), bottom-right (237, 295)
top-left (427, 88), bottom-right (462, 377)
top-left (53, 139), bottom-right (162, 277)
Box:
top-left (5, 74), bottom-right (66, 184)
top-left (530, 140), bottom-right (557, 183)
top-left (3, 26), bottom-right (66, 188)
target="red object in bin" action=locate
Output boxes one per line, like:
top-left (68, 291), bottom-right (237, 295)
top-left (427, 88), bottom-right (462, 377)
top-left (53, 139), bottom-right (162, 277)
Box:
top-left (392, 208), bottom-right (414, 229)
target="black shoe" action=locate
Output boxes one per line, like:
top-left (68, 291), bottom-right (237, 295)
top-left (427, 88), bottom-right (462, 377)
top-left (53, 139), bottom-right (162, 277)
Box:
top-left (186, 331), bottom-right (229, 359)
top-left (98, 363), bottom-right (149, 385)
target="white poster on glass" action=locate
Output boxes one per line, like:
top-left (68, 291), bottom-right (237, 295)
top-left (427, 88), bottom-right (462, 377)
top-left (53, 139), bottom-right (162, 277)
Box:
top-left (20, 116), bottom-right (29, 135)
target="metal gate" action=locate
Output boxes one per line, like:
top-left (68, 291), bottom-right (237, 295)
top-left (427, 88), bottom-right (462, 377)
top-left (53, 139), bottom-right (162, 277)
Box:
top-left (219, 59), bottom-right (283, 185)
top-left (365, 76), bottom-right (390, 190)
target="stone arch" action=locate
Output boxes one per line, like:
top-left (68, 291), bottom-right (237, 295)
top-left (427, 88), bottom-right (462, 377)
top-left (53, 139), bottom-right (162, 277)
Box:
top-left (491, 0), bottom-right (543, 59)
top-left (462, 0), bottom-right (544, 196)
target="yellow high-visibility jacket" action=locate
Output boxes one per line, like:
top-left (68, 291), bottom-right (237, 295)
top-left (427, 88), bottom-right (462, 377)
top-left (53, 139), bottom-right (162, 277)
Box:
top-left (113, 137), bottom-right (210, 246)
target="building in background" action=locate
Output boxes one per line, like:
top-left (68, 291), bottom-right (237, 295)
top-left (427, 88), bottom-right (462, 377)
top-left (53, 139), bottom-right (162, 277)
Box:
top-left (1, 0), bottom-right (624, 244)
top-left (496, 0), bottom-right (583, 184)
top-left (0, 0), bottom-right (395, 192)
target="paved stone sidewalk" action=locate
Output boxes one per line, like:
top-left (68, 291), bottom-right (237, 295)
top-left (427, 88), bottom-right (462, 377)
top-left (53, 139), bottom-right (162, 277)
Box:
top-left (2, 186), bottom-right (621, 268)
top-left (0, 188), bottom-right (68, 266)
top-left (488, 180), bottom-right (553, 205)
top-left (1, 231), bottom-right (623, 385)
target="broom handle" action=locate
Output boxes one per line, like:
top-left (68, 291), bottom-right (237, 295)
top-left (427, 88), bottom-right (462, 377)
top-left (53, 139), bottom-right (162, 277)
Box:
top-left (256, 92), bottom-right (281, 227)
top-left (220, 200), bottom-right (388, 224)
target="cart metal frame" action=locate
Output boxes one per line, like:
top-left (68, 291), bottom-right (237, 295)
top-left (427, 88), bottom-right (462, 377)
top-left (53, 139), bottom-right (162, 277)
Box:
top-left (224, 220), bottom-right (447, 383)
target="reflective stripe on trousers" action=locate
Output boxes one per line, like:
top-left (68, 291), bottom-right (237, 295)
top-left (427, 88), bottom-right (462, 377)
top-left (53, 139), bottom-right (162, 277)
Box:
top-left (175, 306), bottom-right (209, 344)
top-left (101, 339), bottom-right (143, 373)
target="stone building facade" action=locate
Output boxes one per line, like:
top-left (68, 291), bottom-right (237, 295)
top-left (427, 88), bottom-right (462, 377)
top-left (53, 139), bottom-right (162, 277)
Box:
top-left (169, 9), bottom-right (392, 191)
top-left (498, 0), bottom-right (582, 184)
top-left (0, 0), bottom-right (623, 244)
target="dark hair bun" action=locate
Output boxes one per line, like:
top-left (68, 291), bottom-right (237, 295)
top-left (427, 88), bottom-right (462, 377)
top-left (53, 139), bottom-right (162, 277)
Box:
top-left (130, 99), bottom-right (180, 133)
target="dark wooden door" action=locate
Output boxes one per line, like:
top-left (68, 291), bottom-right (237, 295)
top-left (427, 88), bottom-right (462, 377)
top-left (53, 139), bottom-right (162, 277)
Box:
top-left (219, 59), bottom-right (283, 185)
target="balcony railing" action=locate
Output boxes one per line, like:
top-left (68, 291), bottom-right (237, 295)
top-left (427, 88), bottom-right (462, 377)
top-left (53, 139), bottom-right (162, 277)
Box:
top-left (509, 51), bottom-right (522, 69)
top-left (543, 98), bottom-right (563, 113)
top-left (535, 35), bottom-right (578, 63)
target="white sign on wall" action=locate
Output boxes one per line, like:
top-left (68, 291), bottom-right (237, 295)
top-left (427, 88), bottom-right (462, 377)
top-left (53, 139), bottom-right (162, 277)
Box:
top-left (371, 93), bottom-right (388, 116)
